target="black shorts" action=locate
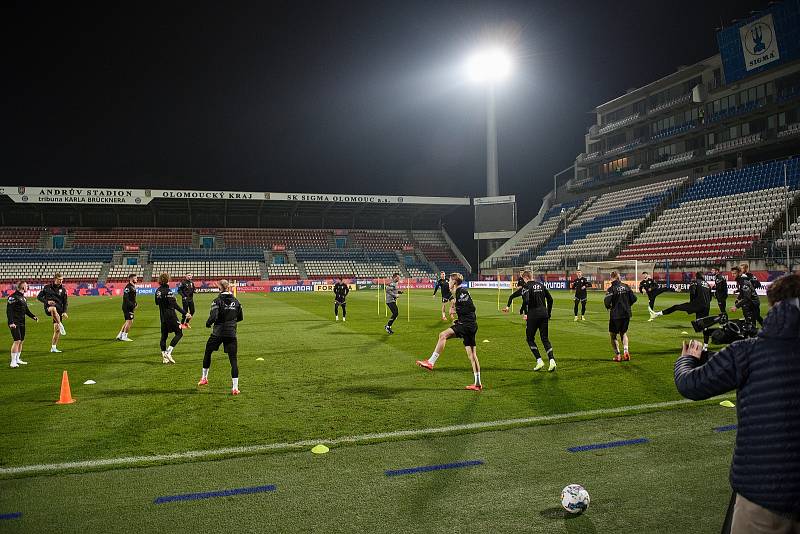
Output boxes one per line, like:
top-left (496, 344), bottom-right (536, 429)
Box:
top-left (207, 335), bottom-right (238, 354)
top-left (609, 318), bottom-right (630, 335)
top-left (451, 322), bottom-right (478, 347)
top-left (441, 296), bottom-right (451, 304)
top-left (45, 304), bottom-right (64, 322)
top-left (10, 324), bottom-right (25, 341)
top-left (574, 294), bottom-right (587, 302)
top-left (122, 307), bottom-right (135, 321)
top-left (161, 320), bottom-right (182, 335)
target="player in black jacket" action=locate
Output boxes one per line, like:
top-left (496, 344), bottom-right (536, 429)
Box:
top-left (178, 274), bottom-right (196, 328)
top-left (432, 271), bottom-right (454, 321)
top-left (710, 267), bottom-right (729, 317)
top-left (155, 273), bottom-right (189, 364)
top-left (730, 266), bottom-right (762, 328)
top-left (333, 277), bottom-right (350, 321)
top-left (572, 270), bottom-right (591, 321)
top-left (503, 270), bottom-right (556, 372)
top-left (604, 271), bottom-right (637, 361)
top-left (738, 263), bottom-right (763, 326)
top-left (506, 270), bottom-right (529, 319)
top-left (649, 272), bottom-right (712, 322)
top-left (37, 273), bottom-right (68, 353)
top-left (7, 281), bottom-right (38, 368)
top-left (197, 280), bottom-right (244, 395)
top-left (639, 272), bottom-right (675, 312)
top-left (116, 274), bottom-right (139, 342)
top-left (416, 273), bottom-right (482, 390)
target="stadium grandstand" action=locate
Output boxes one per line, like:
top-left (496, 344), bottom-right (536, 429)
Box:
top-left (0, 191), bottom-right (471, 284)
top-left (482, 3), bottom-right (800, 275)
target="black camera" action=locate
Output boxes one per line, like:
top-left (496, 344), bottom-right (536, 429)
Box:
top-left (691, 314), bottom-right (757, 345)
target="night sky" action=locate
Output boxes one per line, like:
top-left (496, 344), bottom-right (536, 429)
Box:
top-left (8, 1), bottom-right (771, 233)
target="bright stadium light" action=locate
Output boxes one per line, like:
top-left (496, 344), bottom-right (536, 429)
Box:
top-left (465, 47), bottom-right (512, 84)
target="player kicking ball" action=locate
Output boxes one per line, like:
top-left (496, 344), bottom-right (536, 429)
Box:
top-left (37, 273), bottom-right (68, 353)
top-left (416, 273), bottom-right (482, 391)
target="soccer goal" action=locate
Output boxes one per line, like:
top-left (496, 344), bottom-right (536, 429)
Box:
top-left (578, 260), bottom-right (654, 290)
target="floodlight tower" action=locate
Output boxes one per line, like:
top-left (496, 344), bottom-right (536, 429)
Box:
top-left (465, 47), bottom-right (512, 197)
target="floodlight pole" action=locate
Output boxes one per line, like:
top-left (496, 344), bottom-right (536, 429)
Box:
top-left (786, 163), bottom-right (791, 271)
top-left (486, 85), bottom-right (499, 197)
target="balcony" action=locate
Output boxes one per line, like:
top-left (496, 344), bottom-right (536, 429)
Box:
top-left (705, 132), bottom-right (763, 156)
top-left (650, 151), bottom-right (695, 171)
top-left (598, 112), bottom-right (641, 135)
top-left (648, 93), bottom-right (692, 114)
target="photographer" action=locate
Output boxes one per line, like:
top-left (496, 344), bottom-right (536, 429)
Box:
top-left (674, 274), bottom-right (800, 533)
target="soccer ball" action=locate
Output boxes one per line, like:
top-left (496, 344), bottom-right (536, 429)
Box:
top-left (561, 484), bottom-right (590, 514)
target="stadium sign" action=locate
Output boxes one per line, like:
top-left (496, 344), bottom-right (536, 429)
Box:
top-left (268, 192), bottom-right (470, 205)
top-left (313, 284), bottom-right (357, 292)
top-left (0, 187), bottom-right (153, 205)
top-left (270, 284), bottom-right (314, 293)
top-left (740, 14), bottom-right (780, 71)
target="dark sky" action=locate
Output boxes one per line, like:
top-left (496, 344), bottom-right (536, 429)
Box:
top-left (7, 1), bottom-right (769, 230)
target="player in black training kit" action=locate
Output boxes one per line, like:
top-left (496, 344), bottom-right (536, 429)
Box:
top-left (730, 266), bottom-right (762, 328)
top-left (432, 271), bottom-right (454, 321)
top-left (178, 274), bottom-right (196, 328)
top-left (506, 270), bottom-right (529, 319)
top-left (503, 270), bottom-right (556, 372)
top-left (572, 269), bottom-right (591, 321)
top-left (416, 273), bottom-right (482, 390)
top-left (155, 273), bottom-right (189, 364)
top-left (7, 281), bottom-right (38, 368)
top-left (649, 272), bottom-right (711, 322)
top-left (116, 274), bottom-right (138, 342)
top-left (37, 273), bottom-right (68, 353)
top-left (738, 263), bottom-right (763, 326)
top-left (638, 271), bottom-right (675, 312)
top-left (604, 271), bottom-right (637, 361)
top-left (711, 267), bottom-right (728, 317)
top-left (333, 277), bottom-right (350, 321)
top-left (197, 280), bottom-right (244, 395)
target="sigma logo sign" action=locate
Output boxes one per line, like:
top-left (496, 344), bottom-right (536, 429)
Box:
top-left (271, 285), bottom-right (314, 293)
top-left (740, 14), bottom-right (780, 71)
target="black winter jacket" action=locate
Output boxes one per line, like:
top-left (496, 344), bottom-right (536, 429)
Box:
top-left (674, 298), bottom-right (800, 515)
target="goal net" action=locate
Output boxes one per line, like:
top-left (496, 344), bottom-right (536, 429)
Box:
top-left (578, 260), bottom-right (654, 291)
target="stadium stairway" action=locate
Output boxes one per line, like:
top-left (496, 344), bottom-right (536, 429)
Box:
top-left (98, 263), bottom-right (111, 284)
top-left (394, 250), bottom-right (410, 277)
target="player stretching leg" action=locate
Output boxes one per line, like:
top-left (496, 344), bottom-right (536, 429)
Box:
top-left (198, 280), bottom-right (243, 395)
top-left (37, 273), bottom-right (68, 353)
top-left (7, 281), bottom-right (38, 367)
top-left (604, 271), bottom-right (637, 361)
top-left (572, 269), bottom-right (591, 321)
top-left (333, 277), bottom-right (349, 321)
top-left (504, 270), bottom-right (556, 372)
top-left (384, 273), bottom-right (403, 334)
top-left (649, 272), bottom-right (711, 323)
top-left (639, 271), bottom-right (675, 313)
top-left (116, 274), bottom-right (138, 341)
top-left (155, 273), bottom-right (189, 363)
top-left (178, 273), bottom-right (196, 329)
top-left (416, 273), bottom-right (482, 390)
top-left (432, 271), bottom-right (453, 320)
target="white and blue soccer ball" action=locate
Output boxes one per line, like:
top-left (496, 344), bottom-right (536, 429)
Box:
top-left (561, 484), bottom-right (590, 514)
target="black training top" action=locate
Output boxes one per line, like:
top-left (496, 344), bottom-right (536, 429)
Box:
top-left (206, 292), bottom-right (243, 337)
top-left (689, 279), bottom-right (712, 309)
top-left (433, 278), bottom-right (452, 300)
top-left (122, 282), bottom-right (137, 309)
top-left (639, 278), bottom-right (658, 294)
top-left (178, 279), bottom-right (196, 301)
top-left (7, 290), bottom-right (36, 325)
top-left (37, 283), bottom-right (68, 312)
top-left (333, 282), bottom-right (350, 302)
top-left (572, 276), bottom-right (591, 298)
top-left (155, 284), bottom-right (185, 323)
top-left (453, 286), bottom-right (476, 325)
top-left (604, 280), bottom-right (637, 319)
top-left (524, 280), bottom-right (553, 320)
top-left (713, 273), bottom-right (729, 299)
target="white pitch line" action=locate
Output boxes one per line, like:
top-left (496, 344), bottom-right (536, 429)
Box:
top-left (0, 398), bottom-right (719, 476)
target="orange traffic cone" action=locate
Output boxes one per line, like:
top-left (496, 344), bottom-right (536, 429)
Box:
top-left (56, 370), bottom-right (75, 404)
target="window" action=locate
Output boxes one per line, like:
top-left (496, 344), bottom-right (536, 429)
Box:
top-left (729, 126), bottom-right (738, 139)
top-left (741, 122), bottom-right (750, 136)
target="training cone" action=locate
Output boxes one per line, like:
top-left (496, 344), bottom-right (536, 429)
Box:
top-left (720, 400), bottom-right (735, 408)
top-left (56, 370), bottom-right (76, 404)
top-left (311, 444), bottom-right (330, 454)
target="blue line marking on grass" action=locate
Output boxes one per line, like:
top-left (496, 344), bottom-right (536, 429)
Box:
top-left (153, 484), bottom-right (276, 504)
top-left (567, 438), bottom-right (649, 453)
top-left (714, 424), bottom-right (737, 432)
top-left (385, 460), bottom-right (484, 477)
top-left (0, 512), bottom-right (22, 520)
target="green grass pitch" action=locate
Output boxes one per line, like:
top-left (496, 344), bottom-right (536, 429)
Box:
top-left (0, 289), bottom-right (739, 532)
